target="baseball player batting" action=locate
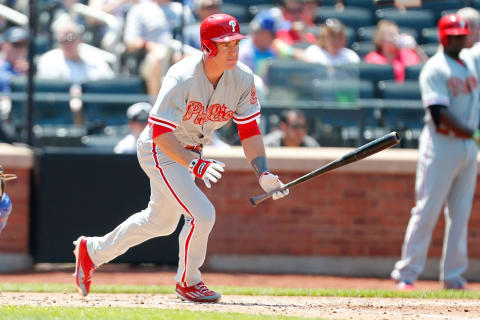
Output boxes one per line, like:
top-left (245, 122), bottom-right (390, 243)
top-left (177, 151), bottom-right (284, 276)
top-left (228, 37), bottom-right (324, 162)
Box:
top-left (73, 14), bottom-right (289, 303)
top-left (391, 13), bottom-right (480, 290)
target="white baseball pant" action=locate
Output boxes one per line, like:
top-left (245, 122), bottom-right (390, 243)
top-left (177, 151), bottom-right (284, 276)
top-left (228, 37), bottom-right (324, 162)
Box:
top-left (391, 128), bottom-right (477, 286)
top-left (86, 133), bottom-right (215, 287)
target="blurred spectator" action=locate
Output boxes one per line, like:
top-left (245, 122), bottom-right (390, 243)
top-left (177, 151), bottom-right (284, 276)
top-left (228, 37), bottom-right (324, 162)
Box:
top-left (0, 27), bottom-right (28, 94)
top-left (239, 13), bottom-right (278, 78)
top-left (457, 7), bottom-right (480, 48)
top-left (87, 0), bottom-right (144, 51)
top-left (114, 101), bottom-right (151, 154)
top-left (263, 109), bottom-right (319, 147)
top-left (51, 0), bottom-right (87, 33)
top-left (37, 19), bottom-right (115, 84)
top-left (184, 0), bottom-right (222, 50)
top-left (364, 20), bottom-right (427, 82)
top-left (258, 0), bottom-right (316, 46)
top-left (302, 18), bottom-right (360, 66)
top-left (301, 0), bottom-right (318, 28)
top-left (123, 0), bottom-right (194, 97)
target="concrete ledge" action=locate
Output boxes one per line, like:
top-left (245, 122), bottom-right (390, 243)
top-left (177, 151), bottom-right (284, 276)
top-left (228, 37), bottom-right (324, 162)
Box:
top-left (0, 253), bottom-right (33, 272)
top-left (0, 143), bottom-right (33, 168)
top-left (203, 146), bottom-right (419, 173)
top-left (208, 255), bottom-right (480, 281)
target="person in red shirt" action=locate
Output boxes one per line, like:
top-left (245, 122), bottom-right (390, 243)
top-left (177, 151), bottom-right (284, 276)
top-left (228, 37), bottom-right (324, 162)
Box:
top-left (275, 0), bottom-right (316, 45)
top-left (364, 20), bottom-right (427, 82)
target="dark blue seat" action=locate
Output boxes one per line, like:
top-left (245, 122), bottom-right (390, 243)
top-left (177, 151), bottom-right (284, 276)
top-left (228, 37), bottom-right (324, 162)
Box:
top-left (357, 25), bottom-right (418, 43)
top-left (405, 63), bottom-right (425, 81)
top-left (342, 0), bottom-right (379, 12)
top-left (351, 41), bottom-right (373, 58)
top-left (421, 27), bottom-right (438, 44)
top-left (222, 3), bottom-right (251, 23)
top-left (357, 62), bottom-right (395, 87)
top-left (375, 8), bottom-right (436, 35)
top-left (377, 80), bottom-right (421, 100)
top-left (316, 6), bottom-right (374, 29)
top-left (420, 43), bottom-right (440, 57)
top-left (9, 76), bottom-right (72, 125)
top-left (81, 76), bottom-right (147, 126)
top-left (421, 0), bottom-right (468, 19)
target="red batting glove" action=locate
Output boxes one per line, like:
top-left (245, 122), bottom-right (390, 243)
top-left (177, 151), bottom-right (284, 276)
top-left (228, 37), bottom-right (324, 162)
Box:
top-left (188, 158), bottom-right (225, 188)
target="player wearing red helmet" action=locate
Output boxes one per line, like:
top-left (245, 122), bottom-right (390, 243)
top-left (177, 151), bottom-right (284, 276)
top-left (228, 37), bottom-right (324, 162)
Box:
top-left (73, 14), bottom-right (289, 302)
top-left (438, 13), bottom-right (471, 47)
top-left (392, 13), bottom-right (480, 291)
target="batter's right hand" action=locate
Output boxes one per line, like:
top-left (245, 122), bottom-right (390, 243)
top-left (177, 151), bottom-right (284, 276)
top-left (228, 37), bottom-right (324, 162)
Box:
top-left (188, 158), bottom-right (225, 188)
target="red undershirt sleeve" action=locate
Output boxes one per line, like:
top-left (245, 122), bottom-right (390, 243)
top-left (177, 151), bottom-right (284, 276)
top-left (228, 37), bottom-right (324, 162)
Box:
top-left (237, 120), bottom-right (261, 141)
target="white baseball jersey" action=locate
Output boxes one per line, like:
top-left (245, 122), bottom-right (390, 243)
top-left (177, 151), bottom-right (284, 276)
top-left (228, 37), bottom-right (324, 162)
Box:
top-left (421, 49), bottom-right (480, 131)
top-left (148, 54), bottom-right (261, 146)
top-left (86, 54), bottom-right (261, 288)
top-left (391, 48), bottom-right (480, 288)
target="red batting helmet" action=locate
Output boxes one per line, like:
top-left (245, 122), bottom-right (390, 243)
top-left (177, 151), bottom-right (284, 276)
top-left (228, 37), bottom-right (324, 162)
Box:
top-left (200, 14), bottom-right (247, 57)
top-left (438, 13), bottom-right (470, 47)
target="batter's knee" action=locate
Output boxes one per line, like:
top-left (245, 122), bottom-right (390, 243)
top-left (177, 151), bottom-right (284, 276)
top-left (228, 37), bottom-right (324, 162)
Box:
top-left (146, 206), bottom-right (181, 236)
top-left (191, 201), bottom-right (216, 230)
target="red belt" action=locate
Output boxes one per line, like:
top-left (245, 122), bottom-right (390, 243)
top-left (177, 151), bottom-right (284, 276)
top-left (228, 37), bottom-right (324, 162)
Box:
top-left (436, 127), bottom-right (463, 138)
top-left (185, 145), bottom-right (203, 152)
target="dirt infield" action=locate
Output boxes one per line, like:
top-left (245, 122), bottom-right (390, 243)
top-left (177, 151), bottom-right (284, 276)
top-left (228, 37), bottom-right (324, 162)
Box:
top-left (1, 264), bottom-right (480, 319)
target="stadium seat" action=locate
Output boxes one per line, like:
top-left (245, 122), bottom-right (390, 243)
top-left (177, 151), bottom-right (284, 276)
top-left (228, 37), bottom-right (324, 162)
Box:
top-left (266, 60), bottom-right (324, 100)
top-left (357, 62), bottom-right (395, 85)
top-left (405, 63), bottom-right (424, 81)
top-left (342, 0), bottom-right (379, 13)
top-left (421, 0), bottom-right (468, 20)
top-left (375, 8), bottom-right (436, 35)
top-left (358, 80), bottom-right (375, 99)
top-left (225, 0), bottom-right (273, 5)
top-left (222, 3), bottom-right (251, 23)
top-left (420, 43), bottom-right (440, 57)
top-left (248, 4), bottom-right (276, 17)
top-left (377, 80), bottom-right (421, 100)
top-left (9, 76), bottom-right (72, 125)
top-left (81, 76), bottom-right (147, 126)
top-left (351, 41), bottom-right (373, 58)
top-left (316, 6), bottom-right (374, 29)
top-left (318, 0), bottom-right (336, 6)
top-left (357, 25), bottom-right (418, 43)
top-left (473, 0), bottom-right (480, 11)
top-left (421, 27), bottom-right (438, 44)
top-left (81, 77), bottom-right (146, 95)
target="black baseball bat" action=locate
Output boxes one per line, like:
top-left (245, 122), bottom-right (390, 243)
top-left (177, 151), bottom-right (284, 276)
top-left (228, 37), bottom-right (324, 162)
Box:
top-left (250, 132), bottom-right (401, 206)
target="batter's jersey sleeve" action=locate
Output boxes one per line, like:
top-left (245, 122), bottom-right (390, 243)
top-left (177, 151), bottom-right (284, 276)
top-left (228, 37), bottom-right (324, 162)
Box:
top-left (419, 63), bottom-right (450, 108)
top-left (149, 75), bottom-right (186, 131)
top-left (232, 75), bottom-right (261, 125)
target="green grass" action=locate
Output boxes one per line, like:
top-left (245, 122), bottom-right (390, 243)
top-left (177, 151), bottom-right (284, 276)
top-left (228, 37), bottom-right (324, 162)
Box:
top-left (1, 282), bottom-right (479, 299)
top-left (0, 306), bottom-right (313, 320)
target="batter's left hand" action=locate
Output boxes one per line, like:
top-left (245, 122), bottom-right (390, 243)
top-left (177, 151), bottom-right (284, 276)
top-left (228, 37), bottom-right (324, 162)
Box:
top-left (259, 172), bottom-right (289, 200)
top-left (188, 158), bottom-right (225, 188)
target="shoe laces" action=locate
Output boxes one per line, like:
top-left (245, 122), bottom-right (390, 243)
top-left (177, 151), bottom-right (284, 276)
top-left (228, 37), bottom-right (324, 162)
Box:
top-left (195, 282), bottom-right (210, 294)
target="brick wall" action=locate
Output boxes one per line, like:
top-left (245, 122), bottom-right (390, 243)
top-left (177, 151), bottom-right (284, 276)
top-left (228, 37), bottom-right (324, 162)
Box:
top-left (207, 171), bottom-right (462, 258)
top-left (0, 167), bottom-right (31, 253)
top-left (200, 147), bottom-right (480, 277)
top-left (0, 144), bottom-right (33, 271)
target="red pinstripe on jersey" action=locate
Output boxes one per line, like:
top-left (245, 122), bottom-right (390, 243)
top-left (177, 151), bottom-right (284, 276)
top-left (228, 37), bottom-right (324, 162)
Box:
top-left (151, 142), bottom-right (195, 288)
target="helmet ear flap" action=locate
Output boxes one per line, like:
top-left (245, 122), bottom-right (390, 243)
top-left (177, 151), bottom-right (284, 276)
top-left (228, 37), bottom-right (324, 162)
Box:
top-left (202, 39), bottom-right (217, 57)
